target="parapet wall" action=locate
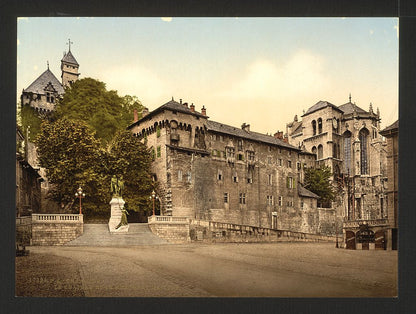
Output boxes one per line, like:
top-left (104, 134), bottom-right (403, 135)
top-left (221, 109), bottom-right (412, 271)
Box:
top-left (31, 214), bottom-right (83, 246)
top-left (148, 216), bottom-right (190, 243)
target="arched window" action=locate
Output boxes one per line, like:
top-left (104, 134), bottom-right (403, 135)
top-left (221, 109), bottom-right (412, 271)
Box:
top-left (343, 131), bottom-right (352, 174)
top-left (317, 144), bottom-right (323, 160)
top-left (359, 128), bottom-right (369, 175)
top-left (317, 118), bottom-right (323, 134)
top-left (312, 146), bottom-right (317, 157)
top-left (312, 120), bottom-right (317, 136)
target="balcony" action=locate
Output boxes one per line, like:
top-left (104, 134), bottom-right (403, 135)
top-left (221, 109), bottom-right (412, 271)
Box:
top-left (343, 218), bottom-right (388, 229)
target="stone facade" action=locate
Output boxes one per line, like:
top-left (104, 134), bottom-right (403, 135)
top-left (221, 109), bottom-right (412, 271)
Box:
top-left (16, 127), bottom-right (42, 217)
top-left (286, 97), bottom-right (390, 249)
top-left (379, 120), bottom-right (398, 250)
top-left (129, 99), bottom-right (333, 234)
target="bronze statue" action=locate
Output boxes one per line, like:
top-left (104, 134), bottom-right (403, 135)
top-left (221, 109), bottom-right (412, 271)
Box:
top-left (111, 175), bottom-right (125, 197)
top-left (115, 206), bottom-right (129, 229)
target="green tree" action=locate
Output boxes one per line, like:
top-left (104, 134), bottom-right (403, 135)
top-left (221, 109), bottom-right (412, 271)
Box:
top-left (107, 130), bottom-right (154, 214)
top-left (304, 166), bottom-right (336, 208)
top-left (54, 78), bottom-right (143, 145)
top-left (35, 118), bottom-right (108, 215)
top-left (19, 104), bottom-right (44, 142)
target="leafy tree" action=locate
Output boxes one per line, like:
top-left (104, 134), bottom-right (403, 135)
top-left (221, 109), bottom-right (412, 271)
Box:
top-left (35, 118), bottom-right (108, 215)
top-left (106, 130), bottom-right (154, 214)
top-left (54, 78), bottom-right (143, 145)
top-left (19, 104), bottom-right (44, 142)
top-left (304, 166), bottom-right (336, 208)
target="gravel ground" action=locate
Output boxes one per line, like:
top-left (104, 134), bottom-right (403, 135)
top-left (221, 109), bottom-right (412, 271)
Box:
top-left (15, 242), bottom-right (397, 297)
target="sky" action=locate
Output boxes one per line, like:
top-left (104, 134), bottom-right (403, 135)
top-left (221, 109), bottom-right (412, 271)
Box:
top-left (17, 17), bottom-right (398, 134)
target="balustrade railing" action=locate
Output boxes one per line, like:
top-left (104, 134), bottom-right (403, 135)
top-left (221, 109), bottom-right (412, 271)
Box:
top-left (32, 214), bottom-right (83, 223)
top-left (148, 215), bottom-right (189, 224)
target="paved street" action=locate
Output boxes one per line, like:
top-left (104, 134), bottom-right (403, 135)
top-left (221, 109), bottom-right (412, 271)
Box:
top-left (17, 242), bottom-right (397, 297)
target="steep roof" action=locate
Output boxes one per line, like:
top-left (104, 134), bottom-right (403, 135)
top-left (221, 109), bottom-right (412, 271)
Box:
top-left (23, 68), bottom-right (64, 95)
top-left (338, 101), bottom-right (368, 115)
top-left (206, 120), bottom-right (298, 150)
top-left (61, 50), bottom-right (79, 66)
top-left (303, 100), bottom-right (342, 116)
top-left (298, 185), bottom-right (319, 199)
top-left (290, 121), bottom-right (303, 136)
top-left (380, 120), bottom-right (399, 135)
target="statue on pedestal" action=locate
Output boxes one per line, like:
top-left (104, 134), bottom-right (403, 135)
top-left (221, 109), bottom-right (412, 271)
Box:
top-left (109, 174), bottom-right (128, 233)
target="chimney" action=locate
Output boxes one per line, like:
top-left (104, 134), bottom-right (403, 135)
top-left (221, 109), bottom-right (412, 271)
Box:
top-left (201, 106), bottom-right (206, 116)
top-left (142, 107), bottom-right (149, 118)
top-left (241, 123), bottom-right (250, 132)
top-left (183, 102), bottom-right (188, 108)
top-left (283, 134), bottom-right (289, 143)
top-left (274, 131), bottom-right (283, 139)
top-left (133, 108), bottom-right (138, 122)
top-left (190, 103), bottom-right (195, 112)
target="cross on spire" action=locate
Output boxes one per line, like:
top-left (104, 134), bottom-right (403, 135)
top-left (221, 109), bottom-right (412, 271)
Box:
top-left (349, 93), bottom-right (351, 103)
top-left (47, 61), bottom-right (49, 69)
top-left (67, 38), bottom-right (73, 51)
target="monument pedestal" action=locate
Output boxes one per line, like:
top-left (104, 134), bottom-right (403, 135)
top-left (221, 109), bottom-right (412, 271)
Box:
top-left (108, 197), bottom-right (129, 233)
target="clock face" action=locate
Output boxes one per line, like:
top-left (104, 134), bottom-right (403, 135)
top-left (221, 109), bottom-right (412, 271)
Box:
top-left (332, 118), bottom-right (338, 129)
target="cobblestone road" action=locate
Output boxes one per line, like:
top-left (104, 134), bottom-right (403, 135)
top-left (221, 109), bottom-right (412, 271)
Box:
top-left (16, 242), bottom-right (397, 297)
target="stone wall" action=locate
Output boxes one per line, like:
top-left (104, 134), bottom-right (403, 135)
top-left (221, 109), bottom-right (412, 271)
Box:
top-left (148, 222), bottom-right (190, 244)
top-left (32, 223), bottom-right (83, 245)
top-left (31, 214), bottom-right (83, 246)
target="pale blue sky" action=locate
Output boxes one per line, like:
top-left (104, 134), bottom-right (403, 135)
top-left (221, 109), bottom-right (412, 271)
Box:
top-left (17, 17), bottom-right (398, 133)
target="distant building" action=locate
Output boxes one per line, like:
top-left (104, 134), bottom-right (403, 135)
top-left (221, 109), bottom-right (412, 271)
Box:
top-left (20, 41), bottom-right (80, 113)
top-left (128, 99), bottom-right (334, 234)
top-left (379, 120), bottom-right (398, 250)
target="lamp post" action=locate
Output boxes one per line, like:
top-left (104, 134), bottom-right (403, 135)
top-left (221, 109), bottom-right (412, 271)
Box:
top-left (75, 186), bottom-right (85, 215)
top-left (149, 190), bottom-right (158, 216)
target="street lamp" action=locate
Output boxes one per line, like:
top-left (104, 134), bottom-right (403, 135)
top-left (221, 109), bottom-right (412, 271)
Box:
top-left (149, 190), bottom-right (158, 216)
top-left (75, 186), bottom-right (85, 215)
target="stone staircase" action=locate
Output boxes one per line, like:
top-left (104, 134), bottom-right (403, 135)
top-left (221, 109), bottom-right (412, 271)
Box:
top-left (65, 223), bottom-right (169, 246)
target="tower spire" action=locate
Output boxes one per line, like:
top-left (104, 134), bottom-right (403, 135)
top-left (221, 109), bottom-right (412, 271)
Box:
top-left (349, 93), bottom-right (351, 103)
top-left (47, 60), bottom-right (49, 70)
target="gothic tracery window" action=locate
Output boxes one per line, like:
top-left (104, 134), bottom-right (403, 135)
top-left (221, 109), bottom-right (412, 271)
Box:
top-left (359, 128), bottom-right (369, 175)
top-left (343, 131), bottom-right (352, 174)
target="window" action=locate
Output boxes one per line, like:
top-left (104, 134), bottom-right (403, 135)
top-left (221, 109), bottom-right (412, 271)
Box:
top-left (278, 158), bottom-right (283, 166)
top-left (187, 172), bottom-right (192, 183)
top-left (297, 162), bottom-right (301, 170)
top-left (239, 193), bottom-right (246, 204)
top-left (288, 151), bottom-right (291, 156)
top-left (46, 93), bottom-right (50, 102)
top-left (359, 128), bottom-right (369, 175)
top-left (151, 147), bottom-right (156, 160)
top-left (238, 140), bottom-right (243, 151)
top-left (279, 148), bottom-right (282, 154)
top-left (317, 144), bottom-right (323, 159)
top-left (287, 177), bottom-right (295, 189)
top-left (312, 120), bottom-right (317, 135)
top-left (51, 96), bottom-right (54, 103)
top-left (219, 135), bottom-right (223, 142)
top-left (317, 118), bottom-right (323, 134)
top-left (157, 146), bottom-right (161, 157)
top-left (268, 146), bottom-right (271, 152)
top-left (226, 147), bottom-right (235, 158)
top-left (267, 195), bottom-right (274, 206)
top-left (248, 151), bottom-right (255, 161)
top-left (156, 125), bottom-right (161, 137)
top-left (217, 170), bottom-right (223, 181)
top-left (312, 146), bottom-right (317, 157)
top-left (233, 173), bottom-right (238, 183)
top-left (343, 131), bottom-right (352, 173)
top-left (268, 157), bottom-right (272, 164)
top-left (278, 196), bottom-right (283, 206)
top-left (287, 199), bottom-right (294, 207)
top-left (301, 200), bottom-right (304, 209)
top-left (224, 193), bottom-right (228, 203)
top-left (238, 153), bottom-right (244, 161)
top-left (268, 174), bottom-right (273, 185)
top-left (287, 160), bottom-right (292, 168)
top-left (212, 134), bottom-right (217, 141)
top-left (178, 170), bottom-right (183, 182)
top-left (247, 171), bottom-right (253, 184)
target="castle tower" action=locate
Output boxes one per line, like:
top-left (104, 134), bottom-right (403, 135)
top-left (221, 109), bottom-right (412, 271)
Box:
top-left (61, 39), bottom-right (80, 88)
